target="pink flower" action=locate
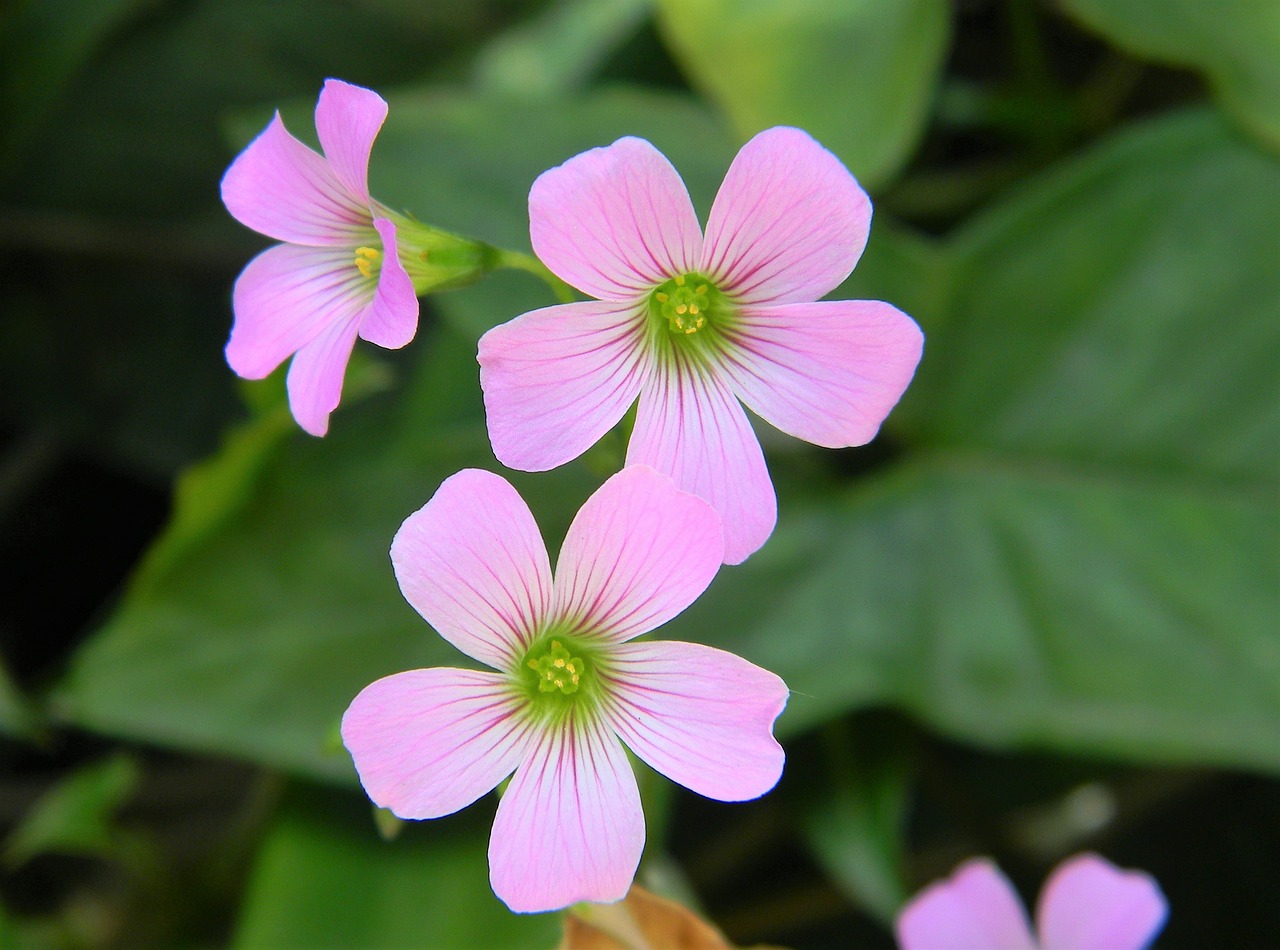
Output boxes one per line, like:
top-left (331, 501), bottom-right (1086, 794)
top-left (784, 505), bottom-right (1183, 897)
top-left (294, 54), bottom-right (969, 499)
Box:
top-left (220, 79), bottom-right (417, 436)
top-left (478, 127), bottom-right (924, 563)
top-left (896, 853), bottom-right (1168, 950)
top-left (341, 464), bottom-right (788, 913)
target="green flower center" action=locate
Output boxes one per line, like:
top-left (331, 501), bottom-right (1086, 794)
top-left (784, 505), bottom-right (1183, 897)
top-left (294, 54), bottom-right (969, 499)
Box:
top-left (647, 272), bottom-right (735, 365)
top-left (516, 632), bottom-right (604, 723)
top-left (526, 639), bottom-right (585, 695)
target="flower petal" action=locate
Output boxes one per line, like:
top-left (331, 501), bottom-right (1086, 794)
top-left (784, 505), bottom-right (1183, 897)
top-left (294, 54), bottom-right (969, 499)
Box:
top-left (552, 466), bottom-right (724, 643)
top-left (603, 640), bottom-right (786, 801)
top-left (314, 78), bottom-right (386, 205)
top-left (489, 715), bottom-right (643, 913)
top-left (626, 360), bottom-right (775, 565)
top-left (1036, 853), bottom-right (1168, 950)
top-left (720, 300), bottom-right (923, 448)
top-left (479, 300), bottom-right (649, 471)
top-left (220, 112), bottom-right (369, 246)
top-left (391, 469), bottom-right (553, 670)
top-left (357, 218), bottom-right (419, 349)
top-left (530, 136), bottom-right (702, 301)
top-left (896, 859), bottom-right (1038, 950)
top-left (341, 668), bottom-right (535, 820)
top-left (701, 127), bottom-right (871, 305)
top-left (225, 243), bottom-right (368, 381)
top-left (285, 306), bottom-right (362, 436)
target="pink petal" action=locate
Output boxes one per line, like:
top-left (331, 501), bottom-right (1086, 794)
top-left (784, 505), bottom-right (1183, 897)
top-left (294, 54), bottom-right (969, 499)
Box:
top-left (719, 300), bottom-right (923, 448)
top-left (701, 127), bottom-right (871, 305)
top-left (390, 469), bottom-right (553, 670)
top-left (285, 307), bottom-right (362, 436)
top-left (529, 136), bottom-right (702, 301)
top-left (478, 300), bottom-right (649, 471)
top-left (626, 360), bottom-right (775, 565)
top-left (489, 715), bottom-right (643, 913)
top-left (552, 466), bottom-right (724, 642)
top-left (357, 218), bottom-right (418, 349)
top-left (603, 640), bottom-right (786, 801)
top-left (225, 242), bottom-right (369, 381)
top-left (341, 668), bottom-right (535, 820)
top-left (896, 859), bottom-right (1038, 950)
top-left (220, 112), bottom-right (369, 246)
top-left (1036, 853), bottom-right (1168, 950)
top-left (314, 78), bottom-right (386, 205)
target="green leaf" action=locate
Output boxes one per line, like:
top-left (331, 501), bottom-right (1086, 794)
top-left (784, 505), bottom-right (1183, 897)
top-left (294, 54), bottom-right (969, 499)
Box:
top-left (234, 785), bottom-right (559, 949)
top-left (3, 754), bottom-right (141, 869)
top-left (1061, 0), bottom-right (1280, 152)
top-left (655, 0), bottom-right (950, 188)
top-left (672, 109), bottom-right (1280, 771)
top-left (473, 0), bottom-right (653, 98)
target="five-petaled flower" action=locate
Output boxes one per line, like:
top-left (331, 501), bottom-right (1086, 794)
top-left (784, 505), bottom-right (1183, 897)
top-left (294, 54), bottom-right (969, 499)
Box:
top-left (478, 127), bottom-right (924, 563)
top-left (341, 464), bottom-right (788, 913)
top-left (221, 79), bottom-right (417, 436)
top-left (896, 853), bottom-right (1168, 950)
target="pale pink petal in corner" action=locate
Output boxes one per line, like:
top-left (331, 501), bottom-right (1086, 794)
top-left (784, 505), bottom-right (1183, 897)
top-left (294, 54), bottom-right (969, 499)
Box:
top-left (220, 112), bottom-right (368, 246)
top-left (341, 668), bottom-right (535, 820)
top-left (721, 299), bottom-right (924, 448)
top-left (225, 243), bottom-right (366, 380)
top-left (357, 217), bottom-right (418, 349)
top-left (604, 640), bottom-right (786, 801)
top-left (529, 136), bottom-right (702, 301)
top-left (701, 126), bottom-right (872, 305)
top-left (478, 300), bottom-right (650, 472)
top-left (391, 469), bottom-right (553, 670)
top-left (284, 309), bottom-right (363, 437)
top-left (1036, 853), bottom-right (1168, 950)
top-left (626, 361), bottom-right (776, 565)
top-left (488, 717), bottom-right (644, 913)
top-left (313, 78), bottom-right (387, 204)
top-left (896, 859), bottom-right (1038, 950)
top-left (552, 465), bottom-right (724, 642)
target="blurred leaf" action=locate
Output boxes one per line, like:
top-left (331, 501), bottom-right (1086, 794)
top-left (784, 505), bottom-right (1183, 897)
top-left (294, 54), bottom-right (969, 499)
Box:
top-left (655, 0), bottom-right (950, 188)
top-left (796, 723), bottom-right (910, 924)
top-left (671, 109), bottom-right (1280, 771)
top-left (1061, 0), bottom-right (1280, 152)
top-left (474, 0), bottom-right (653, 98)
top-left (0, 656), bottom-right (37, 739)
top-left (234, 785), bottom-right (559, 949)
top-left (3, 754), bottom-right (139, 869)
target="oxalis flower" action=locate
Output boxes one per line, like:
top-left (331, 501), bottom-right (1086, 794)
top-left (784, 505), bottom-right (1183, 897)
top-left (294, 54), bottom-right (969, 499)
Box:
top-left (341, 464), bottom-right (788, 913)
top-left (478, 127), bottom-right (924, 563)
top-left (220, 79), bottom-right (416, 436)
top-left (222, 79), bottom-right (493, 436)
top-left (896, 853), bottom-right (1168, 950)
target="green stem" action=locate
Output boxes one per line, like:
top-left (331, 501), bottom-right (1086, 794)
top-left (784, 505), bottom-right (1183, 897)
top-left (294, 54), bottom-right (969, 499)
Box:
top-left (494, 248), bottom-right (576, 303)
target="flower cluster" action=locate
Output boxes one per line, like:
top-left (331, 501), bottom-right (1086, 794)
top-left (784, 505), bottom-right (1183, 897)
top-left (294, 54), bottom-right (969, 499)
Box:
top-left (216, 80), bottom-right (1170, 936)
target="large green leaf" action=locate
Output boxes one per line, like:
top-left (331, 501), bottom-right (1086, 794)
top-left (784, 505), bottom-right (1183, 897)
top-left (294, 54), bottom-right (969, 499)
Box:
top-left (655, 0), bottom-right (950, 188)
top-left (1061, 0), bottom-right (1280, 153)
top-left (234, 786), bottom-right (560, 949)
top-left (671, 109), bottom-right (1280, 771)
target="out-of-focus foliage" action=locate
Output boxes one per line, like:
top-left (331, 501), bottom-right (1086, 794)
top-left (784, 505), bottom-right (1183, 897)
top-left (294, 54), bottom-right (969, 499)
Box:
top-left (4, 0), bottom-right (1278, 946)
top-left (1061, 0), bottom-right (1280, 151)
top-left (234, 787), bottom-right (559, 949)
top-left (656, 0), bottom-right (950, 187)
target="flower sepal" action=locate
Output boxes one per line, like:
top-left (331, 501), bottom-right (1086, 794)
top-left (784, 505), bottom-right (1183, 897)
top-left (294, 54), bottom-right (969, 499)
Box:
top-left (386, 212), bottom-right (503, 296)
